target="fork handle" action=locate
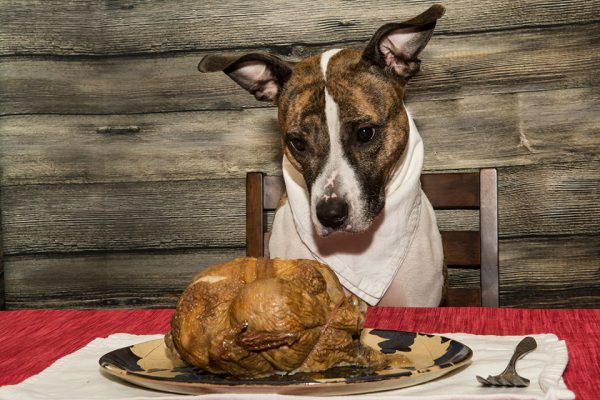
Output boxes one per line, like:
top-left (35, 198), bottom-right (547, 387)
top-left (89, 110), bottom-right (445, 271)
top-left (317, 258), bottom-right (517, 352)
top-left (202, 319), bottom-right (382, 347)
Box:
top-left (503, 336), bottom-right (537, 374)
top-left (512, 337), bottom-right (537, 361)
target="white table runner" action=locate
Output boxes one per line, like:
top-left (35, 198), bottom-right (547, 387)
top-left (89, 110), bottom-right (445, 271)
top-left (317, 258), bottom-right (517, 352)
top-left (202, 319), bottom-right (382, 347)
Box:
top-left (0, 333), bottom-right (574, 400)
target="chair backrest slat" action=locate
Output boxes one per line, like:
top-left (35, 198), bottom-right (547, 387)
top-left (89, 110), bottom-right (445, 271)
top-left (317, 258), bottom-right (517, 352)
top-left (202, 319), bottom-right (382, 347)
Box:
top-left (441, 231), bottom-right (481, 266)
top-left (446, 288), bottom-right (482, 307)
top-left (421, 173), bottom-right (480, 209)
top-left (246, 169), bottom-right (499, 307)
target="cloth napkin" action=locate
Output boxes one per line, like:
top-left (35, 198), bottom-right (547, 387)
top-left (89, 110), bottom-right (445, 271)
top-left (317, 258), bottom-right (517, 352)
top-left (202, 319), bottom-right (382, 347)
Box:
top-left (0, 333), bottom-right (574, 400)
top-left (270, 112), bottom-right (444, 307)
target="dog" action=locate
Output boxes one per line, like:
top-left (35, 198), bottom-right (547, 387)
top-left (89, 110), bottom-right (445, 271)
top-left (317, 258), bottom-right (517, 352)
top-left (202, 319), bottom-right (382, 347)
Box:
top-left (199, 5), bottom-right (446, 307)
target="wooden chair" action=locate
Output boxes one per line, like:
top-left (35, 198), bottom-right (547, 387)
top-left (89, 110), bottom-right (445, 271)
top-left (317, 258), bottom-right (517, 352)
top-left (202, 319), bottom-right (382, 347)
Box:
top-left (246, 169), bottom-right (499, 307)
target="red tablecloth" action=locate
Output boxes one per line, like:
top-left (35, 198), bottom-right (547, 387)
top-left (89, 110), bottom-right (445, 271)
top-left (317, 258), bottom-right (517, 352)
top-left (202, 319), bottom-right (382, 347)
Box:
top-left (0, 307), bottom-right (598, 398)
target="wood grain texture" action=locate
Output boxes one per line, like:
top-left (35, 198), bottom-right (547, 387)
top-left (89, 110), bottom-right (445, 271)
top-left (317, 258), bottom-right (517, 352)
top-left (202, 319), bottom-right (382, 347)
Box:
top-left (245, 172), bottom-right (264, 257)
top-left (11, 244), bottom-right (485, 309)
top-left (1, 0), bottom-right (598, 309)
top-left (3, 248), bottom-right (244, 309)
top-left (0, 180), bottom-right (477, 256)
top-left (480, 168), bottom-right (499, 307)
top-left (1, 179), bottom-right (247, 255)
top-left (432, 210), bottom-right (479, 232)
top-left (0, 110), bottom-right (282, 185)
top-left (0, 1), bottom-right (597, 56)
top-left (0, 269), bottom-right (3, 309)
top-left (421, 173), bottom-right (479, 209)
top-left (414, 88), bottom-right (600, 171)
top-left (2, 161), bottom-right (597, 257)
top-left (1, 24), bottom-right (598, 115)
top-left (444, 288), bottom-right (481, 307)
top-left (441, 231), bottom-right (480, 266)
top-left (448, 268), bottom-right (480, 289)
top-left (1, 88), bottom-right (598, 186)
top-left (499, 161), bottom-right (600, 237)
top-left (500, 236), bottom-right (600, 308)
top-left (0, 188), bottom-right (3, 310)
top-left (5, 235), bottom-right (596, 309)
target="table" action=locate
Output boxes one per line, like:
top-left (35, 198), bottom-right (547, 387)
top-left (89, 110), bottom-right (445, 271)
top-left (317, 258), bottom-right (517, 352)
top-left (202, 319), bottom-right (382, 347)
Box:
top-left (0, 307), bottom-right (598, 398)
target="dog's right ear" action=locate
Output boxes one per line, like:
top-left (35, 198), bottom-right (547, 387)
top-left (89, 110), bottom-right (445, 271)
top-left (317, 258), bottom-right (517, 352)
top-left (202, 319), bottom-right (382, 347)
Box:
top-left (198, 53), bottom-right (293, 102)
top-left (362, 4), bottom-right (445, 80)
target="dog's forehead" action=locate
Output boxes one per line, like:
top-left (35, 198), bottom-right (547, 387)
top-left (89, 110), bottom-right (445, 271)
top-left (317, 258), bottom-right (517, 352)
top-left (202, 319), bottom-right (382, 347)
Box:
top-left (326, 49), bottom-right (404, 120)
top-left (284, 49), bottom-right (365, 96)
top-left (277, 54), bottom-right (324, 129)
top-left (280, 49), bottom-right (400, 126)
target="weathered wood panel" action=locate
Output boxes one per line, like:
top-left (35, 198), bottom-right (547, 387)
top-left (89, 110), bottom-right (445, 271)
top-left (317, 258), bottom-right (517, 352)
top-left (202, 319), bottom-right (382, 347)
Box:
top-left (499, 161), bottom-right (600, 237)
top-left (449, 235), bottom-right (600, 308)
top-left (5, 235), bottom-right (596, 309)
top-left (2, 24), bottom-right (598, 115)
top-left (1, 88), bottom-right (598, 185)
top-left (0, 110), bottom-right (282, 185)
top-left (0, 188), bottom-right (4, 309)
top-left (414, 88), bottom-right (600, 171)
top-left (0, 1), bottom-right (596, 55)
top-left (500, 236), bottom-right (600, 308)
top-left (0, 0), bottom-right (597, 310)
top-left (1, 179), bottom-right (247, 255)
top-left (0, 176), bottom-right (477, 255)
top-left (3, 259), bottom-right (477, 309)
top-left (3, 248), bottom-right (244, 309)
top-left (0, 266), bottom-right (3, 309)
top-left (2, 161), bottom-right (598, 256)
top-left (448, 268), bottom-right (480, 289)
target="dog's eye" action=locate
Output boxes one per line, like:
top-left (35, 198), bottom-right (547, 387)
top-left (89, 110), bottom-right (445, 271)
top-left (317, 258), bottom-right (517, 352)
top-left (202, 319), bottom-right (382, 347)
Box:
top-left (356, 127), bottom-right (376, 143)
top-left (289, 137), bottom-right (307, 153)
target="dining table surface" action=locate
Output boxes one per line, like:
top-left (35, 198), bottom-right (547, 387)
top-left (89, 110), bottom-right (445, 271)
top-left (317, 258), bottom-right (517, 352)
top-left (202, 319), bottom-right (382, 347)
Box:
top-left (0, 306), bottom-right (598, 398)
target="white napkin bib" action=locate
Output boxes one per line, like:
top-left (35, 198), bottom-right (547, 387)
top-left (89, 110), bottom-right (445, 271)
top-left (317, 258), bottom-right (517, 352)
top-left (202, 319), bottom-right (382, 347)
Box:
top-left (269, 112), bottom-right (443, 305)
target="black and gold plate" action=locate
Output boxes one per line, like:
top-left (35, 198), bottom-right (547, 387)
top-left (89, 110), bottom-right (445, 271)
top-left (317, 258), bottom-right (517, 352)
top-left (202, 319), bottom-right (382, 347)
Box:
top-left (99, 329), bottom-right (472, 395)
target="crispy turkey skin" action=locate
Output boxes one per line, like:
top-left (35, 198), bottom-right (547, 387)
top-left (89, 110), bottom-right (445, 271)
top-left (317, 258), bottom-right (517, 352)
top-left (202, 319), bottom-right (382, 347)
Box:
top-left (165, 257), bottom-right (389, 378)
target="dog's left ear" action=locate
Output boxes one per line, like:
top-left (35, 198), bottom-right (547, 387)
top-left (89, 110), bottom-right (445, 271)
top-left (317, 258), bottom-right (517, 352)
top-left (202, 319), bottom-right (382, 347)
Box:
top-left (198, 53), bottom-right (293, 102)
top-left (363, 4), bottom-right (445, 80)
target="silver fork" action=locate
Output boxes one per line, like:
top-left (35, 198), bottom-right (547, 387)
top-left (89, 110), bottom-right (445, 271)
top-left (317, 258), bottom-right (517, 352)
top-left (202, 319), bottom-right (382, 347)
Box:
top-left (476, 336), bottom-right (538, 387)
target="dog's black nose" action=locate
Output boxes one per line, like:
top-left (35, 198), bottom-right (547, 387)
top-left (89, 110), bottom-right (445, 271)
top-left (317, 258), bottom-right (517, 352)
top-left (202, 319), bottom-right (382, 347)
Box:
top-left (316, 197), bottom-right (348, 229)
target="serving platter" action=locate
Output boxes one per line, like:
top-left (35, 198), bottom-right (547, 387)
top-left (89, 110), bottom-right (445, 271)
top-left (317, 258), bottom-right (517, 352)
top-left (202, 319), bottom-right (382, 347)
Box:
top-left (99, 329), bottom-right (472, 395)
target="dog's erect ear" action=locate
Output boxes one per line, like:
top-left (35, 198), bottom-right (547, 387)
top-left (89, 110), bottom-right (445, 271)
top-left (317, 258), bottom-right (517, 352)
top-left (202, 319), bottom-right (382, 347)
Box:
top-left (363, 4), bottom-right (444, 80)
top-left (198, 53), bottom-right (293, 102)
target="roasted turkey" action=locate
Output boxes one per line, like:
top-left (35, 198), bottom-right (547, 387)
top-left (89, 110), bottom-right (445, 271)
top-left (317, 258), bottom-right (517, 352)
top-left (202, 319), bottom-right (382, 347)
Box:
top-left (165, 257), bottom-right (390, 378)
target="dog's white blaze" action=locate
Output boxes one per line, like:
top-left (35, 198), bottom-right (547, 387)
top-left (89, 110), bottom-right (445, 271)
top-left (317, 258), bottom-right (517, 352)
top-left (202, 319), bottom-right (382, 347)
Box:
top-left (311, 49), bottom-right (369, 234)
top-left (320, 49), bottom-right (341, 77)
top-left (325, 170), bottom-right (338, 188)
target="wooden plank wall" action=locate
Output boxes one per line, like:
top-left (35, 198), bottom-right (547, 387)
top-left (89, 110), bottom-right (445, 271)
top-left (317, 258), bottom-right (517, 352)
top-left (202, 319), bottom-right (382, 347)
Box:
top-left (0, 185), bottom-right (3, 310)
top-left (0, 1), bottom-right (598, 309)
